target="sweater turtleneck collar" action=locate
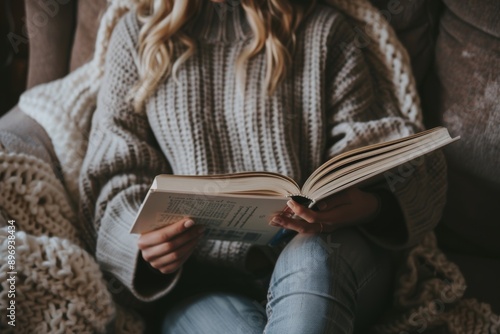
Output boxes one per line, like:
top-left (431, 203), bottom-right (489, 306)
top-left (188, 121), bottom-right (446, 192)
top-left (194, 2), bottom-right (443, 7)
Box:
top-left (186, 1), bottom-right (252, 43)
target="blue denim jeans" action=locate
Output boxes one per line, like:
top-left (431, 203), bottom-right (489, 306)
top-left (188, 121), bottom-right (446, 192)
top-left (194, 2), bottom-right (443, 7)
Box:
top-left (162, 228), bottom-right (394, 333)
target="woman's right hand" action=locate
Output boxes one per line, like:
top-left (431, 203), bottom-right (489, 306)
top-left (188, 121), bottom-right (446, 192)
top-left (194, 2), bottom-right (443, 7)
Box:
top-left (138, 218), bottom-right (204, 274)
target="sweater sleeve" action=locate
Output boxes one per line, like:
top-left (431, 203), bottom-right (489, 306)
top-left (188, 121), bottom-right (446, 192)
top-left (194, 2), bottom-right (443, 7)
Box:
top-left (79, 13), bottom-right (181, 302)
top-left (324, 17), bottom-right (447, 250)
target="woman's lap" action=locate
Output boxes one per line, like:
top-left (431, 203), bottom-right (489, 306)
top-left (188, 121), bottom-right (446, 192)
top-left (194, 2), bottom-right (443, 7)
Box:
top-left (162, 292), bottom-right (267, 334)
top-left (162, 228), bottom-right (394, 334)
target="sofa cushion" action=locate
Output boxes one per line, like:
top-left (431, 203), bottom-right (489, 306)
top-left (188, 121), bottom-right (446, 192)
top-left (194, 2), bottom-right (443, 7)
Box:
top-left (442, 0), bottom-right (500, 39)
top-left (433, 0), bottom-right (500, 257)
top-left (69, 0), bottom-right (108, 71)
top-left (24, 0), bottom-right (76, 88)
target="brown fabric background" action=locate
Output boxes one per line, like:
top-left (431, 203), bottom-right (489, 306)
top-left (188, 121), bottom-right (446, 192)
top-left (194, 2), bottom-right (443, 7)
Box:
top-left (24, 0), bottom-right (75, 88)
top-left (433, 0), bottom-right (500, 259)
top-left (69, 0), bottom-right (107, 71)
top-left (24, 0), bottom-right (108, 88)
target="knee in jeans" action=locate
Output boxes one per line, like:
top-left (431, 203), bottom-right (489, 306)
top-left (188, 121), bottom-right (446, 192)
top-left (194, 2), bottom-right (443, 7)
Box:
top-left (274, 234), bottom-right (339, 281)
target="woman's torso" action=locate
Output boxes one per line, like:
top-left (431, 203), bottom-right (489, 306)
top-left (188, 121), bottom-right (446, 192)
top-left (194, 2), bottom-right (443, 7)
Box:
top-left (141, 3), bottom-right (344, 184)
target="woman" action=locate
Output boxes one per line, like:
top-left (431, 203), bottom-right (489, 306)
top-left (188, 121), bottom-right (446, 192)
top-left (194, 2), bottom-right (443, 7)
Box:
top-left (79, 0), bottom-right (446, 332)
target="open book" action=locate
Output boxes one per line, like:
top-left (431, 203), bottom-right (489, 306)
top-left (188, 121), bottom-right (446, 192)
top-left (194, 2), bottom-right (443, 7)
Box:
top-left (130, 127), bottom-right (459, 245)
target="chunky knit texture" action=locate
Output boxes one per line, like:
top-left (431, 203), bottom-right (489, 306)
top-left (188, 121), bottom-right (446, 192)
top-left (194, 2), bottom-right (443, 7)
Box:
top-left (0, 0), bottom-right (496, 332)
top-left (0, 152), bottom-right (144, 333)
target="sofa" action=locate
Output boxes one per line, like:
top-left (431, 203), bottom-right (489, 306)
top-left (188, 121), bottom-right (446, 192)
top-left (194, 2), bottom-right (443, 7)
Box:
top-left (1, 0), bottom-right (499, 332)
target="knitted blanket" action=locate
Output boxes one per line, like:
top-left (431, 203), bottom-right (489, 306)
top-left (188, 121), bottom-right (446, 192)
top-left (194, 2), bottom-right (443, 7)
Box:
top-left (1, 0), bottom-right (498, 332)
top-left (0, 151), bottom-right (144, 333)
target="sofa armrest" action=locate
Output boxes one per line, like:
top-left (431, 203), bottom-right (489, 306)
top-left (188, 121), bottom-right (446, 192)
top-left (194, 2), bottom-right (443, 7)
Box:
top-left (24, 0), bottom-right (76, 88)
top-left (0, 105), bottom-right (62, 180)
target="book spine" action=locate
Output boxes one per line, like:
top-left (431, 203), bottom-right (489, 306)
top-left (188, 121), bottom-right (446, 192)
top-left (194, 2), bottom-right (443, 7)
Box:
top-left (289, 195), bottom-right (314, 207)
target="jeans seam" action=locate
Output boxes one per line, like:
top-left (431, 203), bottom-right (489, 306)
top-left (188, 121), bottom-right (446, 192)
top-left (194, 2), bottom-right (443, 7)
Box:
top-left (266, 289), bottom-right (273, 316)
top-left (263, 289), bottom-right (273, 334)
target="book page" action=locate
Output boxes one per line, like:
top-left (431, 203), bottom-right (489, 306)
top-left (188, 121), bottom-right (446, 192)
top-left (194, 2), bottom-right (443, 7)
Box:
top-left (308, 134), bottom-right (459, 201)
top-left (154, 173), bottom-right (300, 196)
top-left (131, 191), bottom-right (289, 245)
top-left (304, 127), bottom-right (443, 186)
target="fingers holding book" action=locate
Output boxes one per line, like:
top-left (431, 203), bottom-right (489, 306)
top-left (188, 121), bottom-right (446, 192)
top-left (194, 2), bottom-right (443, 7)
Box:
top-left (137, 218), bottom-right (205, 274)
top-left (270, 187), bottom-right (380, 235)
top-left (270, 213), bottom-right (324, 234)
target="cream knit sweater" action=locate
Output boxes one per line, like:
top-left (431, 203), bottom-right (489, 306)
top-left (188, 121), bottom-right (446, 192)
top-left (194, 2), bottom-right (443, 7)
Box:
top-left (1, 0), bottom-right (497, 333)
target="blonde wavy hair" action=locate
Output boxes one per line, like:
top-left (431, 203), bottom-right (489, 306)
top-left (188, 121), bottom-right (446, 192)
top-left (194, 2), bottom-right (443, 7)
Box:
top-left (130, 0), bottom-right (317, 111)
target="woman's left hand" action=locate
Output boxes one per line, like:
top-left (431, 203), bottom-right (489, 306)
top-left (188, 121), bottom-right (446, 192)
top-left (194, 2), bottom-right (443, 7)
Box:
top-left (269, 187), bottom-right (380, 234)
